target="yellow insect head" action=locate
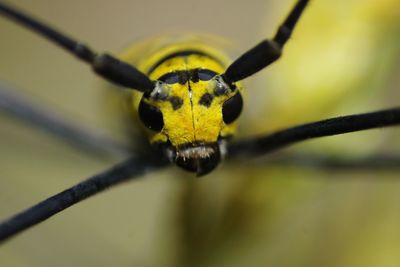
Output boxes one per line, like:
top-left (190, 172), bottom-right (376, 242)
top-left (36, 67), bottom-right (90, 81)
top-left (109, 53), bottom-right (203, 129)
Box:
top-left (130, 46), bottom-right (243, 175)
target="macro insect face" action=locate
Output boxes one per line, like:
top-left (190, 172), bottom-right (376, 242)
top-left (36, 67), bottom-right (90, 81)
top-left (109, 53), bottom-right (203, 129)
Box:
top-left (124, 40), bottom-right (244, 175)
top-left (1, 0), bottom-right (400, 266)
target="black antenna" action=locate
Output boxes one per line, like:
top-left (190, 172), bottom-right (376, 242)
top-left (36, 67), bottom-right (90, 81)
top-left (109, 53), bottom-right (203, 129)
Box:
top-left (0, 2), bottom-right (154, 92)
top-left (223, 0), bottom-right (309, 83)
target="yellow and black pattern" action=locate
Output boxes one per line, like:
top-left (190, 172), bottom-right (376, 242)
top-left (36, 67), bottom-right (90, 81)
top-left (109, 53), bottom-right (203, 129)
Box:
top-left (119, 36), bottom-right (243, 174)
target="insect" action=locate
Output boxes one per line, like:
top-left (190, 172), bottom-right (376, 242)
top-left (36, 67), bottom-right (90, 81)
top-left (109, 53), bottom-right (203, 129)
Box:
top-left (0, 0), bottom-right (400, 266)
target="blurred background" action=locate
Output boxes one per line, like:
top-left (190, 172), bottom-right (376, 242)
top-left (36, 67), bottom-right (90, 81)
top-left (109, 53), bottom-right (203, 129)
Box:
top-left (0, 0), bottom-right (399, 266)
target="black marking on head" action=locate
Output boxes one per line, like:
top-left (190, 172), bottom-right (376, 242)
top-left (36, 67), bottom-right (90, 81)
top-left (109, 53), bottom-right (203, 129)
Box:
top-left (190, 69), bottom-right (199, 83)
top-left (198, 69), bottom-right (217, 81)
top-left (157, 69), bottom-right (218, 85)
top-left (169, 96), bottom-right (183, 110)
top-left (199, 93), bottom-right (214, 107)
top-left (222, 92), bottom-right (243, 124)
top-left (138, 98), bottom-right (164, 131)
top-left (158, 72), bottom-right (181, 84)
top-left (148, 50), bottom-right (225, 75)
top-left (158, 72), bottom-right (189, 85)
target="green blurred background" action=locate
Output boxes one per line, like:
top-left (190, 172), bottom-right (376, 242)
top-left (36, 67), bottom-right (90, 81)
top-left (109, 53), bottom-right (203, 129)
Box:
top-left (0, 0), bottom-right (399, 266)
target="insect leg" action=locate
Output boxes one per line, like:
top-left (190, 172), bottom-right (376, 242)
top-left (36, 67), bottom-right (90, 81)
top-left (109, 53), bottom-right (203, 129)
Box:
top-left (0, 155), bottom-right (168, 244)
top-left (228, 107), bottom-right (400, 158)
top-left (258, 153), bottom-right (400, 172)
top-left (0, 82), bottom-right (130, 158)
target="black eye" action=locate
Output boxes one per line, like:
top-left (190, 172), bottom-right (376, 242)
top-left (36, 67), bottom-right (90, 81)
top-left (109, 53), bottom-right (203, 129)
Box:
top-left (222, 92), bottom-right (243, 124)
top-left (138, 98), bottom-right (164, 131)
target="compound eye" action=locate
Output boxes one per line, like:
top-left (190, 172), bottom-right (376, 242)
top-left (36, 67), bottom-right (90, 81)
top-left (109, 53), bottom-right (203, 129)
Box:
top-left (222, 92), bottom-right (243, 124)
top-left (138, 98), bottom-right (164, 131)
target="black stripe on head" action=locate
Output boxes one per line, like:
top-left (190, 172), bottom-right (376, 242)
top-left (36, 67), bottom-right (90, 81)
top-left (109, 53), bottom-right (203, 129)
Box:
top-left (158, 72), bottom-right (188, 84)
top-left (157, 69), bottom-right (218, 85)
top-left (147, 50), bottom-right (225, 75)
top-left (198, 69), bottom-right (217, 81)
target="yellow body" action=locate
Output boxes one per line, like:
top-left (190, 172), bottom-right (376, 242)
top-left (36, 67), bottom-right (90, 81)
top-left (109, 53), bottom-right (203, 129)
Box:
top-left (119, 35), bottom-right (242, 147)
